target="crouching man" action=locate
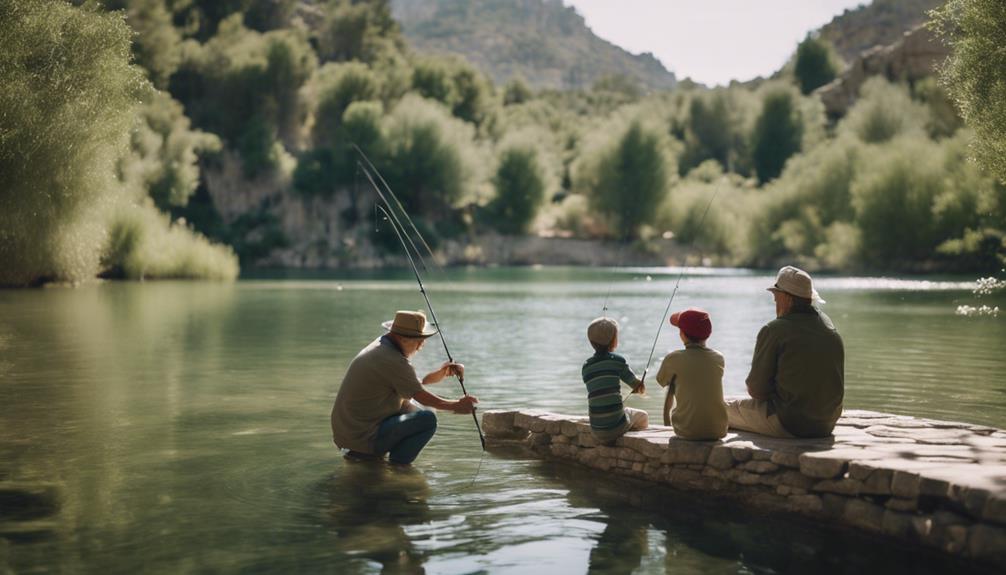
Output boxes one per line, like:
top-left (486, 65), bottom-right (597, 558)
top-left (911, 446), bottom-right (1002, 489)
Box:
top-left (330, 310), bottom-right (478, 464)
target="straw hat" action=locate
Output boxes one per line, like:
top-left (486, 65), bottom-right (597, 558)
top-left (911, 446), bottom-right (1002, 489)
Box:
top-left (767, 265), bottom-right (825, 303)
top-left (382, 310), bottom-right (438, 338)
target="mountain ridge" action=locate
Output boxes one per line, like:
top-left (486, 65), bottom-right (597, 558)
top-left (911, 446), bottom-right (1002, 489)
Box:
top-left (390, 0), bottom-right (677, 92)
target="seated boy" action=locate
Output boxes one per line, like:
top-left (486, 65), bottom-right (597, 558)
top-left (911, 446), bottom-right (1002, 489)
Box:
top-left (582, 317), bottom-right (648, 445)
top-left (655, 308), bottom-right (728, 440)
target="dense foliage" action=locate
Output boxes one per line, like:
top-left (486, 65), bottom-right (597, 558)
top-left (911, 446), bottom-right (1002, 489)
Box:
top-left (931, 0), bottom-right (1006, 185)
top-left (4, 0), bottom-right (1002, 278)
top-left (0, 0), bottom-right (236, 286)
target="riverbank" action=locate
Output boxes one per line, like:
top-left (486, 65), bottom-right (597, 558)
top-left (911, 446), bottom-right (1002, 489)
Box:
top-left (482, 409), bottom-right (1006, 570)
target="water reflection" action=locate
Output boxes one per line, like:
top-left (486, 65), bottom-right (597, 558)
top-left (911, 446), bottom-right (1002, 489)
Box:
top-left (316, 461), bottom-right (436, 574)
top-left (547, 460), bottom-right (994, 575)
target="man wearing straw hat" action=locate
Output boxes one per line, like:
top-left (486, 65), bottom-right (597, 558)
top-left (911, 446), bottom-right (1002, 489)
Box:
top-left (330, 310), bottom-right (478, 464)
top-left (725, 266), bottom-right (844, 438)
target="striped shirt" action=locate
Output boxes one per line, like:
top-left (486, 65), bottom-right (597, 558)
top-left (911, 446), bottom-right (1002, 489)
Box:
top-left (582, 351), bottom-right (642, 443)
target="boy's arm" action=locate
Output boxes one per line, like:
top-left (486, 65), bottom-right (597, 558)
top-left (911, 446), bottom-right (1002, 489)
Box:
top-left (619, 360), bottom-right (644, 393)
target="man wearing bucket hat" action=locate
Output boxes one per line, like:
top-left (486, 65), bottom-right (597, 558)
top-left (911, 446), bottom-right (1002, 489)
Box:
top-left (725, 266), bottom-right (844, 438)
top-left (330, 310), bottom-right (478, 464)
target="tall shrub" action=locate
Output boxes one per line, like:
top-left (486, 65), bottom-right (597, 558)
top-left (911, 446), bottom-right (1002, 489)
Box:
top-left (751, 88), bottom-right (803, 184)
top-left (488, 145), bottom-right (546, 234)
top-left (931, 0), bottom-right (1006, 184)
top-left (580, 119), bottom-right (671, 238)
top-left (0, 0), bottom-right (145, 285)
top-left (794, 34), bottom-right (838, 95)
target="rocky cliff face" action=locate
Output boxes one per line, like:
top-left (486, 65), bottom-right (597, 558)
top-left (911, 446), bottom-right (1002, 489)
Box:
top-left (816, 24), bottom-right (949, 118)
top-left (390, 0), bottom-right (676, 92)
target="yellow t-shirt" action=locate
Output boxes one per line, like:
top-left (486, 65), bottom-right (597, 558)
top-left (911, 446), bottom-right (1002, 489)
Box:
top-left (656, 343), bottom-right (728, 440)
top-left (330, 336), bottom-right (424, 453)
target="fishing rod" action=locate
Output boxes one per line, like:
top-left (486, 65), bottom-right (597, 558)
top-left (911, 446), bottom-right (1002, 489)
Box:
top-left (624, 189), bottom-right (721, 402)
top-left (374, 200), bottom-right (487, 451)
top-left (354, 143), bottom-right (441, 270)
top-left (358, 164), bottom-right (431, 274)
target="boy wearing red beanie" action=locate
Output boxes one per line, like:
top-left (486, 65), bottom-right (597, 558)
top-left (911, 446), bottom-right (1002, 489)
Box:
top-left (655, 308), bottom-right (728, 440)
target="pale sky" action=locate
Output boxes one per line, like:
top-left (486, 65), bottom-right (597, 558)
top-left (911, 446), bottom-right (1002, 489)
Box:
top-left (563, 0), bottom-right (868, 86)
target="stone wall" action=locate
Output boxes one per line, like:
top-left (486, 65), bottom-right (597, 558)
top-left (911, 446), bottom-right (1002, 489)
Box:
top-left (482, 409), bottom-right (1006, 569)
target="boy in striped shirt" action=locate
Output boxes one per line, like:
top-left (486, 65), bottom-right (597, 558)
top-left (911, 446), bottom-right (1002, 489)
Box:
top-left (581, 317), bottom-right (649, 444)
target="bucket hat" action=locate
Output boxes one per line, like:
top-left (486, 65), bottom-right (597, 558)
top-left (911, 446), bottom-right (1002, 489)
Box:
top-left (382, 310), bottom-right (438, 338)
top-left (767, 265), bottom-right (824, 303)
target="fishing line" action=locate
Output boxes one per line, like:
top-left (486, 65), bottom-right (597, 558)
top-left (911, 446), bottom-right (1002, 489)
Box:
top-left (623, 188), bottom-right (721, 403)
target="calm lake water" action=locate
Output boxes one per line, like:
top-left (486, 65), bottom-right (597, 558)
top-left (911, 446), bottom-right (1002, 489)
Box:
top-left (2, 267), bottom-right (1004, 573)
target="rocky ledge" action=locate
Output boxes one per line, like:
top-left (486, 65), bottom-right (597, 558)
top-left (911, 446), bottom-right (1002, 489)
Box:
top-left (482, 409), bottom-right (1006, 568)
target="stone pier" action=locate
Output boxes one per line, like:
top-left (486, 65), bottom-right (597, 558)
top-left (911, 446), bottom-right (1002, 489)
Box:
top-left (482, 409), bottom-right (1006, 568)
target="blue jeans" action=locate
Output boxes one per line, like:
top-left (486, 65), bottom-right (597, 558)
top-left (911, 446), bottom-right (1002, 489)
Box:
top-left (373, 410), bottom-right (438, 464)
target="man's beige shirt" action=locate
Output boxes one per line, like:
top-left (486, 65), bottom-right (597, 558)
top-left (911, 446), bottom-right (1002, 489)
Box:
top-left (330, 337), bottom-right (424, 453)
top-left (656, 343), bottom-right (729, 440)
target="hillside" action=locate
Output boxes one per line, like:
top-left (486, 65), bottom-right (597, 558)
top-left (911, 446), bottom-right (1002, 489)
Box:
top-left (390, 0), bottom-right (677, 92)
top-left (819, 0), bottom-right (943, 63)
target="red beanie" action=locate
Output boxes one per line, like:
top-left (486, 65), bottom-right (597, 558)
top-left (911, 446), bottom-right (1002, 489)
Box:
top-left (670, 308), bottom-right (712, 341)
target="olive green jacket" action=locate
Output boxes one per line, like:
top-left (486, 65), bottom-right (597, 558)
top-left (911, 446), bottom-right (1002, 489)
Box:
top-left (745, 303), bottom-right (845, 437)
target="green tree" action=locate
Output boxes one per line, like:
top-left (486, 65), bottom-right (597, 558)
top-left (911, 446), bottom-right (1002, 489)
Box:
top-left (120, 90), bottom-right (221, 211)
top-left (170, 15), bottom-right (316, 175)
top-left (503, 77), bottom-right (533, 105)
top-left (751, 89), bottom-right (803, 184)
top-left (488, 145), bottom-right (546, 234)
top-left (316, 0), bottom-right (403, 63)
top-left (0, 0), bottom-right (146, 285)
top-left (680, 92), bottom-right (734, 174)
top-left (380, 95), bottom-right (480, 217)
top-left (839, 77), bottom-right (927, 144)
top-left (311, 62), bottom-right (381, 147)
top-left (931, 0), bottom-right (1006, 183)
top-left (583, 120), bottom-right (670, 238)
top-left (793, 34), bottom-right (838, 95)
top-left (104, 0), bottom-right (182, 89)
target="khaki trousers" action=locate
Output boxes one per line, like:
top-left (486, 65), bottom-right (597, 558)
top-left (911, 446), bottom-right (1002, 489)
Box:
top-left (724, 397), bottom-right (794, 438)
top-left (625, 407), bottom-right (649, 431)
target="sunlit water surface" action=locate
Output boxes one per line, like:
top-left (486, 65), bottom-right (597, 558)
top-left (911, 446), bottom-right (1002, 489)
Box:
top-left (2, 267), bottom-right (1004, 573)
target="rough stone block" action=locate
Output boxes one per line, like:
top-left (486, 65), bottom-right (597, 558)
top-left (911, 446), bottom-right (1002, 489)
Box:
top-left (730, 447), bottom-right (753, 463)
top-left (481, 411), bottom-right (516, 438)
top-left (799, 453), bottom-right (850, 479)
top-left (545, 420), bottom-right (561, 435)
top-left (553, 434), bottom-right (570, 444)
top-left (968, 524), bottom-right (1006, 564)
top-left (528, 418), bottom-right (547, 433)
top-left (733, 471), bottom-right (762, 486)
top-left (885, 498), bottom-right (918, 512)
top-left (881, 510), bottom-right (915, 539)
top-left (983, 495), bottom-right (1006, 526)
top-left (578, 433), bottom-right (597, 448)
top-left (707, 446), bottom-right (734, 470)
top-left (892, 470), bottom-right (921, 499)
top-left (665, 440), bottom-right (713, 465)
top-left (560, 421), bottom-right (580, 437)
top-left (777, 470), bottom-right (816, 490)
top-left (741, 461), bottom-right (779, 474)
top-left (527, 432), bottom-right (551, 448)
top-left (843, 499), bottom-right (885, 533)
top-left (512, 412), bottom-right (534, 430)
top-left (812, 478), bottom-right (862, 496)
top-left (918, 475), bottom-right (951, 499)
top-left (769, 451), bottom-right (802, 468)
top-left (668, 468), bottom-right (703, 487)
top-left (787, 494), bottom-right (824, 514)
